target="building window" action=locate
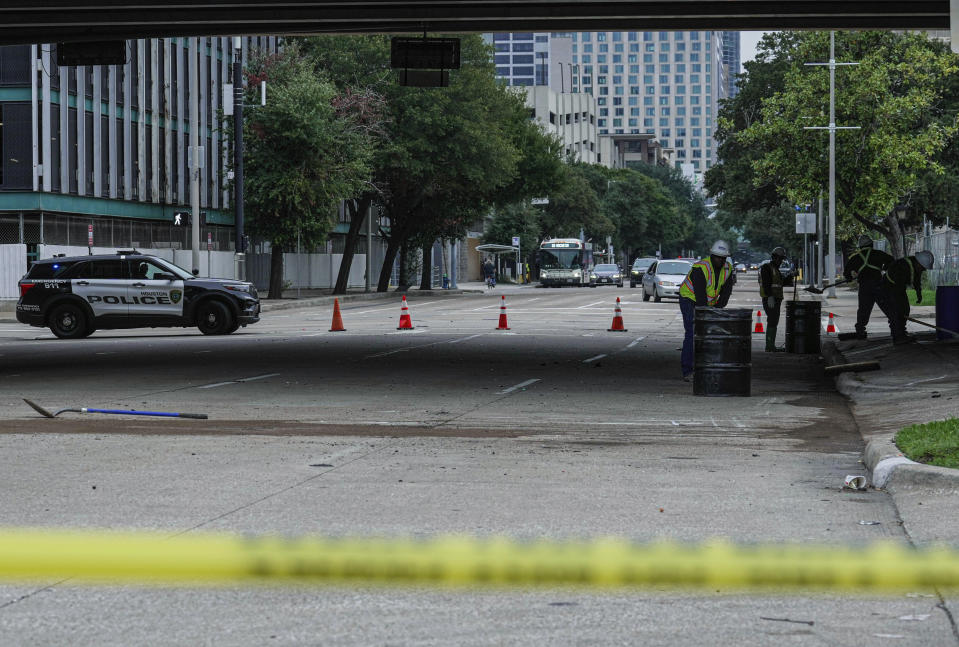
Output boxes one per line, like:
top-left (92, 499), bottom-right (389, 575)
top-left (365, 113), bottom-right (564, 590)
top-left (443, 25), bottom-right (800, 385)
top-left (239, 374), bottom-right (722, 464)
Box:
top-left (513, 43), bottom-right (534, 52)
top-left (513, 33), bottom-right (534, 40)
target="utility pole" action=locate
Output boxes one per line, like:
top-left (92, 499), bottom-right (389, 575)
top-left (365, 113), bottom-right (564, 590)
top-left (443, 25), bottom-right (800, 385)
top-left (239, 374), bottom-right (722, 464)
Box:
top-left (190, 37), bottom-right (201, 275)
top-left (233, 37), bottom-right (246, 280)
top-left (804, 31), bottom-right (859, 298)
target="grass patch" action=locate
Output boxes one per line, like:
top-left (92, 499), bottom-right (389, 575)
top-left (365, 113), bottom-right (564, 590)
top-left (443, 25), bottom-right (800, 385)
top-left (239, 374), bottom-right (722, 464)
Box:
top-left (896, 418), bottom-right (959, 469)
top-left (919, 289), bottom-right (937, 306)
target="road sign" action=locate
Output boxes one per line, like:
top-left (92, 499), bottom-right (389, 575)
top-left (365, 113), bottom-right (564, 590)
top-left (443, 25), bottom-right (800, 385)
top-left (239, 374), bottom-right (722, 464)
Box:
top-left (531, 198), bottom-right (549, 205)
top-left (207, 232), bottom-right (213, 251)
top-left (511, 236), bottom-right (520, 247)
top-left (87, 224), bottom-right (93, 247)
top-left (795, 212), bottom-right (816, 234)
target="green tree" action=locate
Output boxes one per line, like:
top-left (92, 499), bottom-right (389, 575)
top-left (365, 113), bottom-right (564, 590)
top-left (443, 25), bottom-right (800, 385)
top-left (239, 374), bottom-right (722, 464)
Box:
top-left (736, 31), bottom-right (959, 257)
top-left (603, 170), bottom-right (682, 260)
top-left (241, 45), bottom-right (375, 297)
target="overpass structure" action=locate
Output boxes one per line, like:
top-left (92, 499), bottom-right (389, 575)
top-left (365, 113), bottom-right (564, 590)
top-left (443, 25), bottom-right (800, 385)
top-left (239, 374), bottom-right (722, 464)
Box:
top-left (0, 1), bottom-right (951, 45)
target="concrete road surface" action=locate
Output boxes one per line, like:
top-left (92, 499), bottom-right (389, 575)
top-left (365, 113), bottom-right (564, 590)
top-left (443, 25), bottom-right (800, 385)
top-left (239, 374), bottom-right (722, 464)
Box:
top-left (0, 284), bottom-right (954, 646)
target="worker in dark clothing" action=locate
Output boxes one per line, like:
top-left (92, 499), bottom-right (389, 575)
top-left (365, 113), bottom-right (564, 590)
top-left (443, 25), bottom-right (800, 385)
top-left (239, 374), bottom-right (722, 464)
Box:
top-left (759, 246), bottom-right (794, 352)
top-left (844, 235), bottom-right (894, 339)
top-left (678, 240), bottom-right (734, 381)
top-left (883, 250), bottom-right (934, 344)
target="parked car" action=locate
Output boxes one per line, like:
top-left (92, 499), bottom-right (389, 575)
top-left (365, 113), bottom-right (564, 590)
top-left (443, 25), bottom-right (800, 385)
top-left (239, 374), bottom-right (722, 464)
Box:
top-left (642, 259), bottom-right (693, 302)
top-left (629, 257), bottom-right (658, 288)
top-left (589, 263), bottom-right (623, 287)
top-left (16, 251), bottom-right (260, 338)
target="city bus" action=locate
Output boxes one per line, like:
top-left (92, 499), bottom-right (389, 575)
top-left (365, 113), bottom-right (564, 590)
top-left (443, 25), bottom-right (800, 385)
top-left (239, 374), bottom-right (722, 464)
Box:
top-left (537, 238), bottom-right (593, 287)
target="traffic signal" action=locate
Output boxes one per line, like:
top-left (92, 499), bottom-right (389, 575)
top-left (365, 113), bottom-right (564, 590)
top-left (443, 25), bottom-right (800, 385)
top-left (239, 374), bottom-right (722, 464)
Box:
top-left (172, 212), bottom-right (207, 226)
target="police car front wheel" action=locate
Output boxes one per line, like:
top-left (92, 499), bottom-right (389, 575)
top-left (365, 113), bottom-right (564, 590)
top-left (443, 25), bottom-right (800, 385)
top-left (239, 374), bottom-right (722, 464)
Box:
top-left (196, 300), bottom-right (235, 335)
top-left (48, 303), bottom-right (92, 339)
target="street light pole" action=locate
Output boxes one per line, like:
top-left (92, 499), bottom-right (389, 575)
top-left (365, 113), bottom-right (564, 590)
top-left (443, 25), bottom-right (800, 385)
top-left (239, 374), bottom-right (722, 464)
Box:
top-left (233, 37), bottom-right (246, 281)
top-left (803, 31), bottom-right (859, 298)
top-left (190, 37), bottom-right (200, 275)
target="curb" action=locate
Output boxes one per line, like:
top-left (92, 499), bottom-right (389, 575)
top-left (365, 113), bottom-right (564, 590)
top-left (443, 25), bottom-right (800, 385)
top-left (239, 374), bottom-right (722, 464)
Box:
top-left (825, 339), bottom-right (959, 491)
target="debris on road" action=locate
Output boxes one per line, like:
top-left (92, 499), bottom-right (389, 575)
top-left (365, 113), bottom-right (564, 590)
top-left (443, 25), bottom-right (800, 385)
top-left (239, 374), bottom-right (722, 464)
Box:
top-left (858, 520), bottom-right (881, 525)
top-left (843, 475), bottom-right (868, 490)
top-left (824, 360), bottom-right (881, 375)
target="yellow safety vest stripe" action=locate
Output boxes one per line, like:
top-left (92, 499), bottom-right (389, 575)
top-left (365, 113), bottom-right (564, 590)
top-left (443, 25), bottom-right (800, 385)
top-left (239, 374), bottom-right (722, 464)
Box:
top-left (679, 260), bottom-right (730, 305)
top-left (853, 249), bottom-right (882, 273)
top-left (759, 264), bottom-right (783, 299)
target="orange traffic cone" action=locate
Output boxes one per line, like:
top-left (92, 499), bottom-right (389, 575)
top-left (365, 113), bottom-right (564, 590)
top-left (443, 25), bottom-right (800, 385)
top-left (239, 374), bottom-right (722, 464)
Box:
top-left (496, 295), bottom-right (510, 330)
top-left (329, 298), bottom-right (346, 332)
top-left (608, 297), bottom-right (628, 332)
top-left (826, 312), bottom-right (837, 335)
top-left (753, 309), bottom-right (765, 334)
top-left (397, 295), bottom-right (414, 330)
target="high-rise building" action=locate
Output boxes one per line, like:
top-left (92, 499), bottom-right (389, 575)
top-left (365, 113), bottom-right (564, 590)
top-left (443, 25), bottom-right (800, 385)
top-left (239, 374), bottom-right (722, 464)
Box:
top-left (568, 31), bottom-right (725, 174)
top-left (484, 32), bottom-right (573, 91)
top-left (721, 31), bottom-right (741, 99)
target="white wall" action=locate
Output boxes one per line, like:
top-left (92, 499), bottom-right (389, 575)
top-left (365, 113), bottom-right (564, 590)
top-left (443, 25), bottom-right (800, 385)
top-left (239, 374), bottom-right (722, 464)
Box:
top-left (0, 244), bottom-right (27, 299)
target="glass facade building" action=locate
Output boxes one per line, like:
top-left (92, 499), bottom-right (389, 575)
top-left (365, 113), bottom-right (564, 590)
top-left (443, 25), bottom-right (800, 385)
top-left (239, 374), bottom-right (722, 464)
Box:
top-left (721, 31), bottom-right (741, 99)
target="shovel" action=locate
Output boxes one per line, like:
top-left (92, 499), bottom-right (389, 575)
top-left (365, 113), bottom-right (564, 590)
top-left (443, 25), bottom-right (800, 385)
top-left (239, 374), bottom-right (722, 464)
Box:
top-left (24, 399), bottom-right (208, 419)
top-left (805, 278), bottom-right (853, 295)
top-left (907, 317), bottom-right (959, 339)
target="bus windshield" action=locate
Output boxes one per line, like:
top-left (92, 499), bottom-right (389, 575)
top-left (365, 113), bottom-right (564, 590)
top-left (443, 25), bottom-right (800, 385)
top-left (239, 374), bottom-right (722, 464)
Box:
top-left (540, 249), bottom-right (583, 269)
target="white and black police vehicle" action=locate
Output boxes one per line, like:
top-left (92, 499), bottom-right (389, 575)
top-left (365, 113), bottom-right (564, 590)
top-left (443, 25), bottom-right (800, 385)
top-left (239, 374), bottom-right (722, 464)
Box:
top-left (16, 250), bottom-right (260, 338)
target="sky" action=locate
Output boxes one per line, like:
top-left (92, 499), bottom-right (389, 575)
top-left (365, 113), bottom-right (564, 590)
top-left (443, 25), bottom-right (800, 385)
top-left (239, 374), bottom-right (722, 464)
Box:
top-left (740, 31), bottom-right (767, 63)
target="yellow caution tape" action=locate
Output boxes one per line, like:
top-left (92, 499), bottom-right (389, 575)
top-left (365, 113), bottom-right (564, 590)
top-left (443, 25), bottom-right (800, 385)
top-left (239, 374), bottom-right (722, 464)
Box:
top-left (1, 529), bottom-right (958, 591)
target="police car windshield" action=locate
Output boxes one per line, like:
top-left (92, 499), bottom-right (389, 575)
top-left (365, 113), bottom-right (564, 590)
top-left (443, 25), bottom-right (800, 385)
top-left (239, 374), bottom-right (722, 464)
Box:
top-left (150, 258), bottom-right (195, 280)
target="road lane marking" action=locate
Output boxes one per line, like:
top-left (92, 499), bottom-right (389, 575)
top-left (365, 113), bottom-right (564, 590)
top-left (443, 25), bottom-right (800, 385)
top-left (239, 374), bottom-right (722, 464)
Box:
top-left (198, 381), bottom-right (235, 389)
top-left (448, 334), bottom-right (483, 344)
top-left (626, 336), bottom-right (647, 349)
top-left (236, 373), bottom-right (281, 383)
top-left (366, 348), bottom-right (408, 358)
top-left (198, 373), bottom-right (280, 389)
top-left (500, 379), bottom-right (540, 394)
top-left (577, 301), bottom-right (606, 309)
top-left (582, 354), bottom-right (607, 363)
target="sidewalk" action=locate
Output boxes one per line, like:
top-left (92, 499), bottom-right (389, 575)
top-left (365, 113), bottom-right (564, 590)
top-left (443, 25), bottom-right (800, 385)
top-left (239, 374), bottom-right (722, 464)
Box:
top-left (821, 285), bottom-right (959, 547)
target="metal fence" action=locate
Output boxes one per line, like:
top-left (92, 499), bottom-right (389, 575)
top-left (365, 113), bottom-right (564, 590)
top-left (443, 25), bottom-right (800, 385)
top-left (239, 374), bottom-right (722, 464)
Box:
top-left (874, 228), bottom-right (959, 287)
top-left (0, 213), bottom-right (235, 251)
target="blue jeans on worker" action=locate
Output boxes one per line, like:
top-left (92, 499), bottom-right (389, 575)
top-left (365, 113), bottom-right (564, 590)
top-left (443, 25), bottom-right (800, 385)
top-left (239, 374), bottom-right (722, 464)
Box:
top-left (680, 297), bottom-right (696, 377)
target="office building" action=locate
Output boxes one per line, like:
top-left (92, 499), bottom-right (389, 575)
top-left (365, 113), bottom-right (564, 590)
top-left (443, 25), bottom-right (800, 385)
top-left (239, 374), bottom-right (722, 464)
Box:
top-left (0, 37), bottom-right (278, 261)
top-left (721, 31), bottom-right (741, 99)
top-left (568, 31), bottom-right (726, 175)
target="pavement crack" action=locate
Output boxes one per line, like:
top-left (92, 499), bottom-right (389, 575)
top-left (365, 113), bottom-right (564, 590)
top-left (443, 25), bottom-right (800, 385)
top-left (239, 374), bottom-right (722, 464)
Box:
top-left (173, 440), bottom-right (400, 537)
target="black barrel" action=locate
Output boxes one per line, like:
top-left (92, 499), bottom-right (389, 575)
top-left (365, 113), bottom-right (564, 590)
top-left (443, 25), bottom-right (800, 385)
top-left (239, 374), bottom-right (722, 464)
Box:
top-left (693, 307), bottom-right (752, 397)
top-left (785, 300), bottom-right (822, 354)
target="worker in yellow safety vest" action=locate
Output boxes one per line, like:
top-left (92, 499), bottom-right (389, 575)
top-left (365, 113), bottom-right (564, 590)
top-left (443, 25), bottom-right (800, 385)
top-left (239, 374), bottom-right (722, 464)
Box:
top-left (678, 240), bottom-right (734, 381)
top-left (759, 246), bottom-right (794, 352)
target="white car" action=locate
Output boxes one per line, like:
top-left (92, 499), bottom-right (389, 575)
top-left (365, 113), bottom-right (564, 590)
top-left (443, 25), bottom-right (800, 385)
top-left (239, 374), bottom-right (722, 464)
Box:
top-left (641, 259), bottom-right (693, 302)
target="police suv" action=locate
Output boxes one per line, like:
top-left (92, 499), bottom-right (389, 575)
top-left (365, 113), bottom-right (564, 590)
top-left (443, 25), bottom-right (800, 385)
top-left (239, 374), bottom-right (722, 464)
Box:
top-left (16, 251), bottom-right (260, 338)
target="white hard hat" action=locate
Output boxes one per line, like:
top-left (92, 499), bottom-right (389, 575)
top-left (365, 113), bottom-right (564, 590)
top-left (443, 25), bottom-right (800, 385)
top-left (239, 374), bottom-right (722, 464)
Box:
top-left (710, 240), bottom-right (731, 257)
top-left (916, 250), bottom-right (934, 270)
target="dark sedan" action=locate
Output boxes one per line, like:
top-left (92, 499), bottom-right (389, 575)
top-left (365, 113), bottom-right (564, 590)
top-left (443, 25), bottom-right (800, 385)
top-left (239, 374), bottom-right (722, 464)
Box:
top-left (589, 264), bottom-right (624, 287)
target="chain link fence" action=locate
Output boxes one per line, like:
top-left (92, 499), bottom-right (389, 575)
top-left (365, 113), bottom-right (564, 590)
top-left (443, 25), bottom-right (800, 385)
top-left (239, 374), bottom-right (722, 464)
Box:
top-left (873, 228), bottom-right (959, 287)
top-left (0, 213), bottom-right (234, 251)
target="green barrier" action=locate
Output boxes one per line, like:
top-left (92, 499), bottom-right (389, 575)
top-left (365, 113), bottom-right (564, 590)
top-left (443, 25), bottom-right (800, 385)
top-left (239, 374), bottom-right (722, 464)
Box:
top-left (1, 529), bottom-right (958, 591)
